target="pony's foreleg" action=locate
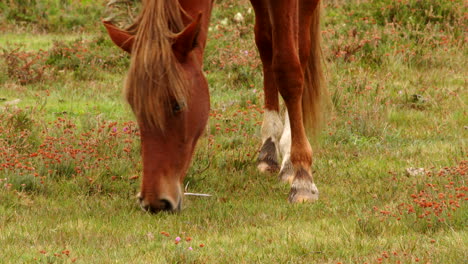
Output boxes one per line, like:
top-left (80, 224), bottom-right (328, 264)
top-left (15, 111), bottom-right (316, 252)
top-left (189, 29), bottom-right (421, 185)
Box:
top-left (280, 93), bottom-right (318, 203)
top-left (258, 109), bottom-right (282, 173)
top-left (281, 96), bottom-right (319, 203)
top-left (252, 2), bottom-right (282, 173)
top-left (269, 1), bottom-right (318, 203)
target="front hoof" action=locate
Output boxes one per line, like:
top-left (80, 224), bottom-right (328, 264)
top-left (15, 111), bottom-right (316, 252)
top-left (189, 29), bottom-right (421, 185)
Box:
top-left (257, 137), bottom-right (279, 173)
top-left (257, 160), bottom-right (280, 173)
top-left (289, 188), bottom-right (319, 203)
top-left (288, 169), bottom-right (319, 203)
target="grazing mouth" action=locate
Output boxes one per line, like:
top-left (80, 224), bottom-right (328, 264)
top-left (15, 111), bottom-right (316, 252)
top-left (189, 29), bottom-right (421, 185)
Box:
top-left (137, 192), bottom-right (182, 213)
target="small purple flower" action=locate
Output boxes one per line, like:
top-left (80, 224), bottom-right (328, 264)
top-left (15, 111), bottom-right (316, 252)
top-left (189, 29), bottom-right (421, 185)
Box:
top-left (175, 237), bottom-right (181, 242)
top-left (123, 127), bottom-right (129, 132)
top-left (188, 247), bottom-right (193, 250)
top-left (112, 127), bottom-right (117, 133)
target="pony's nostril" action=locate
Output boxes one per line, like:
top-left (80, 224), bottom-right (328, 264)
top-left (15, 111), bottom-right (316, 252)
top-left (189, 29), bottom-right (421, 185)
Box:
top-left (159, 199), bottom-right (174, 211)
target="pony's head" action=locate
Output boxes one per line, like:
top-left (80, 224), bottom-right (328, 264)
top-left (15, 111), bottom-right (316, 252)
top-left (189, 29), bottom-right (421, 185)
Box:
top-left (104, 3), bottom-right (209, 212)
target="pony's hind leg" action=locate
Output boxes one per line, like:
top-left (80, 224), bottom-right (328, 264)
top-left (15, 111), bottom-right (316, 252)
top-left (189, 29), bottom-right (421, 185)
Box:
top-left (252, 0), bottom-right (282, 173)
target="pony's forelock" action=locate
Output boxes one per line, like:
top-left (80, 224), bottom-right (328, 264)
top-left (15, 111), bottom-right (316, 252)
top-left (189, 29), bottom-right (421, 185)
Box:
top-left (125, 0), bottom-right (188, 130)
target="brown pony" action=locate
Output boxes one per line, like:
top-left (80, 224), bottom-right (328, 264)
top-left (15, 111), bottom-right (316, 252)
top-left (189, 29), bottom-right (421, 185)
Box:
top-left (104, 0), bottom-right (323, 212)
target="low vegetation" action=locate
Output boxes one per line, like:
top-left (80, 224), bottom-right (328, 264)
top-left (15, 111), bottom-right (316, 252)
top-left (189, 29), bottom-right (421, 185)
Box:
top-left (0, 0), bottom-right (466, 263)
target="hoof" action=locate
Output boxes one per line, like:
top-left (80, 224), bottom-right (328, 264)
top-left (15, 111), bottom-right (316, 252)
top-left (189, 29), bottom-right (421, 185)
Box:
top-left (288, 183), bottom-right (319, 203)
top-left (288, 168), bottom-right (319, 203)
top-left (257, 161), bottom-right (279, 173)
top-left (257, 137), bottom-right (279, 173)
top-left (279, 159), bottom-right (294, 183)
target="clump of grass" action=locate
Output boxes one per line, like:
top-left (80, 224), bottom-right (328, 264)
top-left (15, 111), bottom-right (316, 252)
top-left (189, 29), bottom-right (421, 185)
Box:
top-left (0, 107), bottom-right (42, 153)
top-left (0, 36), bottom-right (130, 84)
top-left (323, 0), bottom-right (466, 70)
top-left (0, 0), bottom-right (104, 32)
top-left (103, 0), bottom-right (141, 29)
top-left (46, 38), bottom-right (130, 80)
top-left (371, 0), bottom-right (463, 28)
top-left (1, 47), bottom-right (49, 85)
top-left (0, 103), bottom-right (141, 194)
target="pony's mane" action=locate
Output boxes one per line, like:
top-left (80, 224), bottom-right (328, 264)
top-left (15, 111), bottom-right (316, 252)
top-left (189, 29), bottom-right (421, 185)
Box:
top-left (125, 0), bottom-right (188, 130)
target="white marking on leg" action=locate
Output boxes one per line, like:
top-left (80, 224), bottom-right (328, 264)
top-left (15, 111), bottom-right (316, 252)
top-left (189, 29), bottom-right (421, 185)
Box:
top-left (279, 111), bottom-right (291, 169)
top-left (258, 110), bottom-right (283, 173)
top-left (261, 110), bottom-right (283, 145)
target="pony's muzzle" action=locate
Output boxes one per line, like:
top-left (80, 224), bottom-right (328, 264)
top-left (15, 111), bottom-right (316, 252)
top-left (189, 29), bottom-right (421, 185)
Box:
top-left (137, 192), bottom-right (181, 213)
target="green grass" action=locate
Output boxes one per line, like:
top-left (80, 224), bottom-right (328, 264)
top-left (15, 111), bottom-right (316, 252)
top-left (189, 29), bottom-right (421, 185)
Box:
top-left (1, 0), bottom-right (467, 263)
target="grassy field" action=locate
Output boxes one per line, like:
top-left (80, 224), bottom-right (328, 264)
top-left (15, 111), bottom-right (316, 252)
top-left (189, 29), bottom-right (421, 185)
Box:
top-left (0, 0), bottom-right (467, 263)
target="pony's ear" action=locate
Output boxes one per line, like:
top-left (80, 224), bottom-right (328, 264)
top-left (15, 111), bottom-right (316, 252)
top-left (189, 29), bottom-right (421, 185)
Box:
top-left (103, 21), bottom-right (134, 54)
top-left (172, 13), bottom-right (202, 61)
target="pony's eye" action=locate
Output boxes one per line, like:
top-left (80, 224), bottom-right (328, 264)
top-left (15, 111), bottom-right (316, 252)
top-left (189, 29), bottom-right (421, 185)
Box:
top-left (172, 102), bottom-right (183, 114)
